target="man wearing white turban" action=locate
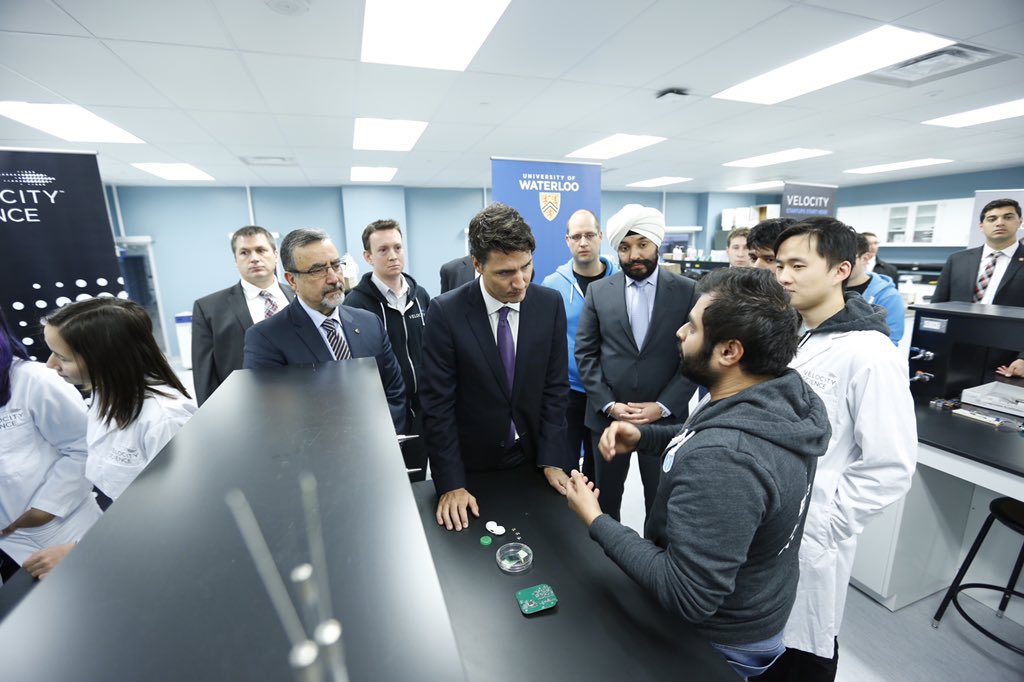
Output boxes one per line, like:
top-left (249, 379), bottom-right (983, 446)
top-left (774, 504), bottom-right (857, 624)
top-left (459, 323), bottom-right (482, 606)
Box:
top-left (575, 204), bottom-right (700, 521)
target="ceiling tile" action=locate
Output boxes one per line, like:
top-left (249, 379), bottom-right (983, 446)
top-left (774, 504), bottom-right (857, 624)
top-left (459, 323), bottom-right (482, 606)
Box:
top-left (243, 52), bottom-right (358, 116)
top-left (0, 34), bottom-right (173, 107)
top-left (53, 0), bottom-right (233, 47)
top-left (106, 41), bottom-right (267, 112)
top-left (210, 0), bottom-right (364, 59)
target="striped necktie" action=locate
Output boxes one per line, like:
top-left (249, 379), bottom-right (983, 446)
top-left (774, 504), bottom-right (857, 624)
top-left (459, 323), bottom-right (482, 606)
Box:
top-left (258, 290), bottom-right (278, 319)
top-left (321, 318), bottom-right (352, 360)
top-left (973, 251), bottom-right (1001, 303)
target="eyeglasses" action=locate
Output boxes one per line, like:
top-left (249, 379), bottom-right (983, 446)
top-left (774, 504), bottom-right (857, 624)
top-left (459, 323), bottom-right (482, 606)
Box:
top-left (290, 259), bottom-right (344, 278)
top-left (567, 232), bottom-right (600, 242)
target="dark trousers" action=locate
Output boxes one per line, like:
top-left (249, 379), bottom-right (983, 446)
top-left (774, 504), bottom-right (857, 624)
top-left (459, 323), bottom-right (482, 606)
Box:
top-left (0, 547), bottom-right (18, 583)
top-left (403, 407), bottom-right (428, 483)
top-left (567, 390), bottom-right (595, 479)
top-left (591, 431), bottom-right (661, 522)
top-left (754, 638), bottom-right (839, 682)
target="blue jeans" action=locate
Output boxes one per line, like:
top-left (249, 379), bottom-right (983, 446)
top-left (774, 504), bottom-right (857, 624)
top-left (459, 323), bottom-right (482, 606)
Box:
top-left (711, 631), bottom-right (786, 680)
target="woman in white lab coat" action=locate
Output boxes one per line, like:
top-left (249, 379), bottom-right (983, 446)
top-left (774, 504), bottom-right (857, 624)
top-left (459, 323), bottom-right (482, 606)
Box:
top-left (23, 297), bottom-right (196, 579)
top-left (0, 305), bottom-right (102, 582)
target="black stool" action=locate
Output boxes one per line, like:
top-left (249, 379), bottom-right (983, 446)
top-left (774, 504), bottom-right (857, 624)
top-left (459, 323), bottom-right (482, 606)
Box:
top-left (931, 497), bottom-right (1024, 656)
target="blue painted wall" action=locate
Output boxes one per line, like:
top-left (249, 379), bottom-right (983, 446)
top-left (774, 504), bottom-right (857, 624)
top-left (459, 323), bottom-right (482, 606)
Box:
top-left (405, 188), bottom-right (485, 295)
top-left (251, 187), bottom-right (345, 249)
top-left (114, 186), bottom-right (250, 357)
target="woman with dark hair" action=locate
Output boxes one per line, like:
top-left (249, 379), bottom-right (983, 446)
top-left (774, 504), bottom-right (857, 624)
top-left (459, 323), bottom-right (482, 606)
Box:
top-left (0, 305), bottom-right (102, 583)
top-left (23, 297), bottom-right (196, 579)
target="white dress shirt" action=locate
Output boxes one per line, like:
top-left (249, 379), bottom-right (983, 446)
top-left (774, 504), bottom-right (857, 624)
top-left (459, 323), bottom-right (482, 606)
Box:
top-left (240, 278), bottom-right (289, 324)
top-left (372, 273), bottom-right (410, 312)
top-left (296, 297), bottom-right (350, 360)
top-left (479, 277), bottom-right (520, 348)
top-left (977, 243), bottom-right (1018, 304)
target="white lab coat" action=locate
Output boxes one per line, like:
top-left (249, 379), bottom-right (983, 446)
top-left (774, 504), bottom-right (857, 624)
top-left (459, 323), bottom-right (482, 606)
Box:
top-left (0, 359), bottom-right (102, 564)
top-left (86, 387), bottom-right (196, 501)
top-left (783, 327), bottom-right (917, 658)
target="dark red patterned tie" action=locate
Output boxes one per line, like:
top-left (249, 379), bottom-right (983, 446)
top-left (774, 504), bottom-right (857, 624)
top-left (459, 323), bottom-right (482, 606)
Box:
top-left (973, 252), bottom-right (1000, 303)
top-left (258, 290), bottom-right (278, 319)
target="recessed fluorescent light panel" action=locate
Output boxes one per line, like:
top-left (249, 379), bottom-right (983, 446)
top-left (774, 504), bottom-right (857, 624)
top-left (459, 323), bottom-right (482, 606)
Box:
top-left (0, 101), bottom-right (144, 143)
top-left (566, 134), bottom-right (667, 160)
top-left (726, 180), bottom-right (786, 192)
top-left (353, 118), bottom-right (428, 151)
top-left (724, 148), bottom-right (832, 168)
top-left (350, 166), bottom-right (398, 182)
top-left (713, 26), bottom-right (955, 105)
top-left (626, 176), bottom-right (693, 188)
top-left (922, 97), bottom-right (1024, 128)
top-left (844, 158), bottom-right (952, 174)
top-left (361, 0), bottom-right (511, 71)
top-left (132, 163), bottom-right (214, 181)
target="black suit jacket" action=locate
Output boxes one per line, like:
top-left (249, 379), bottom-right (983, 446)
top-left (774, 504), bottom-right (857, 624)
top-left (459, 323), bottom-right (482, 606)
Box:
top-left (242, 299), bottom-right (407, 430)
top-left (575, 269), bottom-right (699, 433)
top-left (439, 256), bottom-right (475, 294)
top-left (420, 281), bottom-right (571, 494)
top-left (191, 281), bottom-right (295, 405)
top-left (931, 242), bottom-right (1024, 306)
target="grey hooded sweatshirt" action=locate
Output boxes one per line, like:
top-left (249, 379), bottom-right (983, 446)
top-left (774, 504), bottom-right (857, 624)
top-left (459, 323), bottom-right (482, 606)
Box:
top-left (589, 368), bottom-right (830, 645)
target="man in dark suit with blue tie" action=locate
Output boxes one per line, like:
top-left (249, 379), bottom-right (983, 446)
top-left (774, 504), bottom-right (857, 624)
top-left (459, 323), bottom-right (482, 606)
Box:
top-left (243, 228), bottom-right (407, 431)
top-left (576, 204), bottom-right (699, 521)
top-left (420, 203), bottom-right (572, 531)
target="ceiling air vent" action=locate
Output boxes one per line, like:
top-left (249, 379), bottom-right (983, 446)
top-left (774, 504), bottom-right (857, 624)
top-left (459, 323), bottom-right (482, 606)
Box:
top-left (860, 44), bottom-right (1012, 87)
top-left (240, 156), bottom-right (297, 167)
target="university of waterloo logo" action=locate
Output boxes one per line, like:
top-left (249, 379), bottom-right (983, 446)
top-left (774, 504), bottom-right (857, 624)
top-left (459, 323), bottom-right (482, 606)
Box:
top-left (540, 192), bottom-right (560, 221)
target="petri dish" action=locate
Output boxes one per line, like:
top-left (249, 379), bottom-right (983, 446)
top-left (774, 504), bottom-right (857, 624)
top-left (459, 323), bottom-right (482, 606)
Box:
top-left (496, 542), bottom-right (533, 574)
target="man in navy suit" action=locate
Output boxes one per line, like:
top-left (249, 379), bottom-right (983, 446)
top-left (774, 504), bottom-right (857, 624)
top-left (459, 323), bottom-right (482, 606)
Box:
top-left (931, 198), bottom-right (1024, 306)
top-left (420, 203), bottom-right (572, 531)
top-left (191, 225), bottom-right (295, 406)
top-left (243, 228), bottom-right (406, 431)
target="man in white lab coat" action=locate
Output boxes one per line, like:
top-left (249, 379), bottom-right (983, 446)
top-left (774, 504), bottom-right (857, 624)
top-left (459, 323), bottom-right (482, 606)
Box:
top-left (759, 217), bottom-right (917, 681)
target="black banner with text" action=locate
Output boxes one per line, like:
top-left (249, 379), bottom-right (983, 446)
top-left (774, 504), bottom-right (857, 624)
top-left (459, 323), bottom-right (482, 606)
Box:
top-left (0, 149), bottom-right (122, 359)
top-left (781, 182), bottom-right (837, 219)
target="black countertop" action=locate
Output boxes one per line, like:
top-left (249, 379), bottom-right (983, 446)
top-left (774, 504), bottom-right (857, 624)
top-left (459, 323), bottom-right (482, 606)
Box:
top-left (0, 360), bottom-right (465, 681)
top-left (413, 466), bottom-right (736, 682)
top-left (915, 402), bottom-right (1024, 478)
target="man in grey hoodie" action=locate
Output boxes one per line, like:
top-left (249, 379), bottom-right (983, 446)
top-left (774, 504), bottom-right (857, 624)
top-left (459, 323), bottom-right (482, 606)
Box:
top-left (566, 267), bottom-right (831, 680)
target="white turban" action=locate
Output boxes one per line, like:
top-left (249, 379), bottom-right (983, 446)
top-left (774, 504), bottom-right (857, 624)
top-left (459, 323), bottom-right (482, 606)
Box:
top-left (606, 204), bottom-right (665, 249)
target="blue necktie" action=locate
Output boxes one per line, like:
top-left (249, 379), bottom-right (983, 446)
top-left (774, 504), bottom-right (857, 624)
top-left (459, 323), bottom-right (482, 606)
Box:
top-left (497, 306), bottom-right (517, 447)
top-left (630, 280), bottom-right (651, 349)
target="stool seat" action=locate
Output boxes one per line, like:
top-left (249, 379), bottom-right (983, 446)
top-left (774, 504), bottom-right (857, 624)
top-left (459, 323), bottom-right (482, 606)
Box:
top-left (992, 497), bottom-right (1024, 536)
top-left (932, 496), bottom-right (1024, 657)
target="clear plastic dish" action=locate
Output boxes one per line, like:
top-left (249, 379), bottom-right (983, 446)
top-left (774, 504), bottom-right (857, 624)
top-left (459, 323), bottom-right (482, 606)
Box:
top-left (495, 542), bottom-right (533, 574)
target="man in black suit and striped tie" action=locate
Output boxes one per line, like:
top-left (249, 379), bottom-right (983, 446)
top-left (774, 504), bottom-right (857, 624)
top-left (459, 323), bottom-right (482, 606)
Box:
top-left (243, 228), bottom-right (406, 431)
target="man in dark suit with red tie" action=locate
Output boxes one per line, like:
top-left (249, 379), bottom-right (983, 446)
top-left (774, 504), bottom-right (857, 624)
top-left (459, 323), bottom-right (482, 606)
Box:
top-left (191, 225), bottom-right (295, 405)
top-left (243, 228), bottom-right (406, 431)
top-left (420, 203), bottom-right (572, 531)
top-left (931, 198), bottom-right (1024, 306)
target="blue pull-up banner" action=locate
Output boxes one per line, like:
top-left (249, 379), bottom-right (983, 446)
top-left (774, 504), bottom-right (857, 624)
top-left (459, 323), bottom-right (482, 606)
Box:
top-left (491, 157), bottom-right (601, 281)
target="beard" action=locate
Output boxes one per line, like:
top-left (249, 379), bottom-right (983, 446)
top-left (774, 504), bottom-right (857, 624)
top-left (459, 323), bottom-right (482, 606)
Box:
top-left (621, 256), bottom-right (657, 281)
top-left (679, 341), bottom-right (717, 389)
top-left (320, 284), bottom-right (345, 309)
